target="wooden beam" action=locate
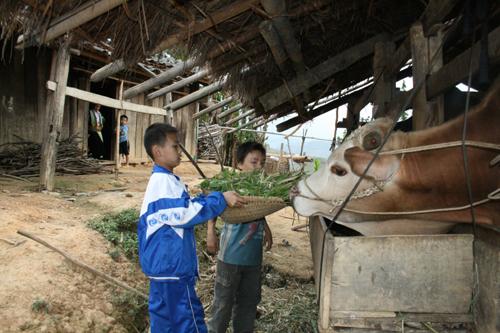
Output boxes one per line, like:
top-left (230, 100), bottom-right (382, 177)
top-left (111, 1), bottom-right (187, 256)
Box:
top-left (17, 0), bottom-right (126, 47)
top-left (386, 0), bottom-right (459, 78)
top-left (225, 109), bottom-right (255, 126)
top-left (258, 33), bottom-right (388, 111)
top-left (147, 69), bottom-right (208, 100)
top-left (427, 24), bottom-right (500, 99)
top-left (207, 0), bottom-right (331, 60)
top-left (90, 0), bottom-right (259, 81)
top-left (276, 88), bottom-right (365, 132)
top-left (46, 81), bottom-right (166, 116)
top-left (217, 103), bottom-right (244, 119)
top-left (40, 39), bottom-right (71, 191)
top-left (193, 96), bottom-right (235, 120)
top-left (165, 80), bottom-right (225, 111)
top-left (120, 59), bottom-right (195, 97)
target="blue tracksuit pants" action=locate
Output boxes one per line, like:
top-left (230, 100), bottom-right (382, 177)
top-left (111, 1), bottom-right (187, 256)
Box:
top-left (149, 280), bottom-right (207, 333)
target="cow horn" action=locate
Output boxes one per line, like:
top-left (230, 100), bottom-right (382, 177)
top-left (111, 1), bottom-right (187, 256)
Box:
top-left (362, 131), bottom-right (382, 150)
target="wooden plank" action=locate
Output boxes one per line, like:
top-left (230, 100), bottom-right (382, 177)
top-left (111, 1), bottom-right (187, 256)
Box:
top-left (46, 81), bottom-right (166, 116)
top-left (40, 39), bottom-right (71, 190)
top-left (258, 33), bottom-right (388, 111)
top-left (474, 237), bottom-right (500, 333)
top-left (329, 235), bottom-right (473, 313)
top-left (319, 220), bottom-right (334, 331)
top-left (17, 0), bottom-right (126, 47)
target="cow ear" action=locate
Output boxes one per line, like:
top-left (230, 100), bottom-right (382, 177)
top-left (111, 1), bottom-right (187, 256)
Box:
top-left (344, 147), bottom-right (399, 181)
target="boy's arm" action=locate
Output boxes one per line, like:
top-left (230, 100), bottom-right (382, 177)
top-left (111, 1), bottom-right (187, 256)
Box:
top-left (263, 220), bottom-right (273, 251)
top-left (206, 219), bottom-right (219, 254)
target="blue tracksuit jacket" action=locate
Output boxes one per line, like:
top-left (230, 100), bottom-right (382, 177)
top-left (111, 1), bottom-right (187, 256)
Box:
top-left (138, 165), bottom-right (227, 281)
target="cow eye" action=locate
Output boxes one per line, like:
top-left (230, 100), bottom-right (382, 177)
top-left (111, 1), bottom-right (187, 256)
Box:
top-left (330, 164), bottom-right (347, 176)
top-left (362, 131), bottom-right (382, 150)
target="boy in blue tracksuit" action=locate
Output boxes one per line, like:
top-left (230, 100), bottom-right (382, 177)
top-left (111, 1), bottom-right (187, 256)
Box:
top-left (138, 123), bottom-right (246, 333)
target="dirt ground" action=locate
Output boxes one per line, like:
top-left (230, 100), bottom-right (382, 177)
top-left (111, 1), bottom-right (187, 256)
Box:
top-left (0, 161), bottom-right (314, 332)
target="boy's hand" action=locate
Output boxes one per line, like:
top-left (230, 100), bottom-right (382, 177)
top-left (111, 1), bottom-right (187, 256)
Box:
top-left (264, 222), bottom-right (273, 251)
top-left (223, 191), bottom-right (247, 208)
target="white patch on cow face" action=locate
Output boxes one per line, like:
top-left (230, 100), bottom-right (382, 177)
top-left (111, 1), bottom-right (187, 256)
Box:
top-left (292, 118), bottom-right (397, 218)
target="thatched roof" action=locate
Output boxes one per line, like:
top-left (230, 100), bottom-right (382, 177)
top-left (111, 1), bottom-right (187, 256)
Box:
top-left (2, 0), bottom-right (499, 127)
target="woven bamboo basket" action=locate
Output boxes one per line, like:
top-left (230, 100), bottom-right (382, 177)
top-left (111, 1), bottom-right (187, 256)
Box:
top-left (221, 196), bottom-right (287, 224)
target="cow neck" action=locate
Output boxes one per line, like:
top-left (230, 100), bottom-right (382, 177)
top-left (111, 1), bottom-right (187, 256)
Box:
top-left (301, 175), bottom-right (392, 213)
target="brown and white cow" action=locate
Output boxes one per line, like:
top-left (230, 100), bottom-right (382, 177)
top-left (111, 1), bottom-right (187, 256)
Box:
top-left (291, 82), bottom-right (500, 236)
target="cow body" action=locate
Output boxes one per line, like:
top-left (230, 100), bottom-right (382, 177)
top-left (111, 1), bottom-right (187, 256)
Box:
top-left (292, 82), bottom-right (500, 236)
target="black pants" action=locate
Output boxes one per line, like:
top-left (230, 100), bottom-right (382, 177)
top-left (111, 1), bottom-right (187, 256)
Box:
top-left (88, 131), bottom-right (104, 159)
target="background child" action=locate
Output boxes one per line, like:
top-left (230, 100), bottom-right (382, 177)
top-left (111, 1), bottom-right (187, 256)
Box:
top-left (119, 115), bottom-right (130, 166)
top-left (138, 123), bottom-right (246, 333)
top-left (207, 141), bottom-right (273, 333)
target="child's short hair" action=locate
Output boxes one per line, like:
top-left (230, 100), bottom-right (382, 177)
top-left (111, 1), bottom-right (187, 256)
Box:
top-left (144, 123), bottom-right (178, 159)
top-left (236, 141), bottom-right (266, 164)
top-left (120, 115), bottom-right (128, 121)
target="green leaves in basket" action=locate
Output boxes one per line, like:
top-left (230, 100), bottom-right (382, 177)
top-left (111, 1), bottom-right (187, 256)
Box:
top-left (199, 169), bottom-right (303, 204)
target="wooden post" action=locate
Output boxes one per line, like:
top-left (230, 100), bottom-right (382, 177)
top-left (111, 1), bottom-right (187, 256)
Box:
top-left (410, 23), bottom-right (429, 130)
top-left (428, 28), bottom-right (444, 125)
top-left (40, 37), bottom-right (71, 191)
top-left (372, 41), bottom-right (396, 118)
top-left (115, 80), bottom-right (124, 175)
top-left (410, 22), bottom-right (443, 130)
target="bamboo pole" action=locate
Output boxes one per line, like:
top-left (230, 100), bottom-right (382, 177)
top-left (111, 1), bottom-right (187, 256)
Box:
top-left (147, 69), bottom-right (208, 100)
top-left (179, 143), bottom-right (206, 179)
top-left (40, 37), bottom-right (72, 191)
top-left (217, 103), bottom-right (243, 119)
top-left (193, 96), bottom-right (234, 120)
top-left (115, 80), bottom-right (124, 176)
top-left (224, 109), bottom-right (255, 126)
top-left (165, 80), bottom-right (226, 111)
top-left (121, 59), bottom-right (196, 97)
top-left (17, 230), bottom-right (148, 299)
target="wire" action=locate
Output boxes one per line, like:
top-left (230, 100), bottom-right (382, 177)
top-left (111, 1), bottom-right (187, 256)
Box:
top-left (315, 28), bottom-right (448, 304)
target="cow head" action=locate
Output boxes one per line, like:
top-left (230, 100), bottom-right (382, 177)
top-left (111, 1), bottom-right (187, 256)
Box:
top-left (292, 118), bottom-right (402, 219)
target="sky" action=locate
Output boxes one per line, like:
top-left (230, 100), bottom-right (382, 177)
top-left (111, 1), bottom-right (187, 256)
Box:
top-left (263, 77), bottom-right (415, 159)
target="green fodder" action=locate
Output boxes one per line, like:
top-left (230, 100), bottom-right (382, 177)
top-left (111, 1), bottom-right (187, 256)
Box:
top-left (199, 170), bottom-right (303, 203)
top-left (88, 209), bottom-right (140, 260)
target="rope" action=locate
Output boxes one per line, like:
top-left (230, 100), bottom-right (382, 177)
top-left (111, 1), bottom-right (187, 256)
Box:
top-left (379, 140), bottom-right (500, 155)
